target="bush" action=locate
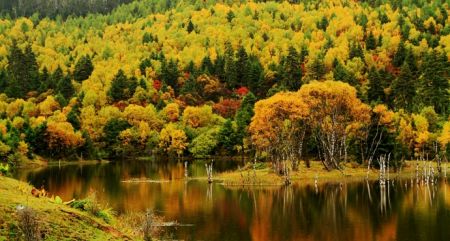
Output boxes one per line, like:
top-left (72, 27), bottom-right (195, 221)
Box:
top-left (70, 193), bottom-right (115, 223)
top-left (17, 206), bottom-right (41, 241)
top-left (0, 163), bottom-right (10, 176)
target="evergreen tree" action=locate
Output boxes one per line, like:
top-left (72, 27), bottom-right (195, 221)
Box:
top-left (160, 58), bottom-right (180, 93)
top-left (317, 16), bottom-right (328, 30)
top-left (38, 67), bottom-right (50, 92)
top-left (224, 42), bottom-right (238, 89)
top-left (308, 57), bottom-right (326, 80)
top-left (186, 19), bottom-right (194, 33)
top-left (282, 46), bottom-right (302, 91)
top-left (392, 63), bottom-right (415, 111)
top-left (6, 42), bottom-right (38, 98)
top-left (247, 56), bottom-right (264, 94)
top-left (48, 66), bottom-right (64, 90)
top-left (200, 55), bottom-right (214, 74)
top-left (349, 42), bottom-right (364, 60)
top-left (214, 55), bottom-right (226, 80)
top-left (236, 46), bottom-right (249, 86)
top-left (393, 40), bottom-right (406, 67)
top-left (56, 75), bottom-right (75, 100)
top-left (139, 78), bottom-right (147, 90)
top-left (73, 55), bottom-right (94, 82)
top-left (67, 105), bottom-right (81, 130)
top-left (417, 51), bottom-right (449, 114)
top-left (0, 70), bottom-right (6, 92)
top-left (234, 92), bottom-right (256, 149)
top-left (218, 119), bottom-right (237, 153)
top-left (365, 31), bottom-right (377, 50)
top-left (108, 69), bottom-right (128, 102)
top-left (139, 58), bottom-right (152, 76)
top-left (404, 47), bottom-right (418, 76)
top-left (23, 44), bottom-right (39, 91)
top-left (367, 67), bottom-right (385, 103)
top-left (227, 10), bottom-right (235, 23)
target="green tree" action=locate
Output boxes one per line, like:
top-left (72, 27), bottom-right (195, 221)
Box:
top-left (6, 42), bottom-right (39, 98)
top-left (392, 63), bottom-right (416, 112)
top-left (108, 69), bottom-right (128, 102)
top-left (56, 75), bottom-right (75, 100)
top-left (186, 19), bottom-right (194, 34)
top-left (73, 55), bottom-right (94, 82)
top-left (282, 46), bottom-right (302, 91)
top-left (218, 119), bottom-right (238, 154)
top-left (224, 42), bottom-right (237, 89)
top-left (417, 51), bottom-right (449, 114)
top-left (160, 58), bottom-right (180, 93)
top-left (236, 46), bottom-right (249, 86)
top-left (365, 31), bottom-right (376, 50)
top-left (393, 40), bottom-right (406, 67)
top-left (367, 67), bottom-right (385, 103)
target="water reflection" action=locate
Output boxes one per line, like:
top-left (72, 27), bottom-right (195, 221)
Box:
top-left (14, 160), bottom-right (450, 241)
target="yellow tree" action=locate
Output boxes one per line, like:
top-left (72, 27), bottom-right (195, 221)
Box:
top-left (159, 123), bottom-right (188, 157)
top-left (249, 92), bottom-right (309, 171)
top-left (46, 121), bottom-right (84, 156)
top-left (298, 81), bottom-right (371, 170)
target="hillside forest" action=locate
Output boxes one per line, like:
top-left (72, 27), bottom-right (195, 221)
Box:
top-left (0, 0), bottom-right (449, 171)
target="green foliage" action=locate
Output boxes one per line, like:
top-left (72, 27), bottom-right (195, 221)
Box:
top-left (108, 69), bottom-right (136, 102)
top-left (392, 63), bottom-right (416, 112)
top-left (217, 119), bottom-right (238, 154)
top-left (5, 43), bottom-right (39, 98)
top-left (0, 163), bottom-right (10, 176)
top-left (187, 20), bottom-right (195, 34)
top-left (367, 67), bottom-right (385, 103)
top-left (56, 76), bottom-right (74, 100)
top-left (188, 128), bottom-right (219, 158)
top-left (365, 31), bottom-right (377, 50)
top-left (73, 55), bottom-right (94, 82)
top-left (393, 40), bottom-right (406, 68)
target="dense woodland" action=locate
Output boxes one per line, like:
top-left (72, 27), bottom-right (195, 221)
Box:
top-left (0, 0), bottom-right (449, 171)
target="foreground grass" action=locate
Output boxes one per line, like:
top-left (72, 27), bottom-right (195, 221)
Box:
top-left (217, 161), bottom-right (445, 186)
top-left (0, 176), bottom-right (133, 240)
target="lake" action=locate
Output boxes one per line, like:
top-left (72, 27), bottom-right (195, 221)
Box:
top-left (13, 159), bottom-right (450, 241)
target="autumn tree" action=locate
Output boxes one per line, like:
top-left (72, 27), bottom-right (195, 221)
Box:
top-left (249, 92), bottom-right (309, 172)
top-left (159, 123), bottom-right (187, 157)
top-left (298, 81), bottom-right (371, 170)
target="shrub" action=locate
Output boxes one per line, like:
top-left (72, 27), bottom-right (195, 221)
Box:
top-left (17, 206), bottom-right (41, 241)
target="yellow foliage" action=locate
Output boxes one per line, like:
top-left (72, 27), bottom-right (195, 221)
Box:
top-left (46, 121), bottom-right (84, 149)
top-left (161, 103), bottom-right (180, 122)
top-left (159, 123), bottom-right (187, 156)
top-left (17, 141), bottom-right (29, 156)
top-left (38, 96), bottom-right (60, 117)
top-left (182, 105), bottom-right (215, 128)
top-left (6, 99), bottom-right (26, 118)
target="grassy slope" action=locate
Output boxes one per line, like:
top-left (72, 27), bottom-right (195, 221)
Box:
top-left (0, 176), bottom-right (131, 241)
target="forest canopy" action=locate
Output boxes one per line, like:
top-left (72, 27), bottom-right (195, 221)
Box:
top-left (0, 0), bottom-right (449, 170)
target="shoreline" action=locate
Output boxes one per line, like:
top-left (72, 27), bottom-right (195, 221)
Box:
top-left (215, 160), bottom-right (447, 186)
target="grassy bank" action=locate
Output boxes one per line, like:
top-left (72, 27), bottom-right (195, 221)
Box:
top-left (217, 161), bottom-right (446, 186)
top-left (0, 176), bottom-right (133, 240)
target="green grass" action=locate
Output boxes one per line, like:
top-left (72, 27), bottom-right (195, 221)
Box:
top-left (0, 176), bottom-right (132, 240)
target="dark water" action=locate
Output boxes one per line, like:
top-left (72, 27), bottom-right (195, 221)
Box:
top-left (14, 160), bottom-right (450, 241)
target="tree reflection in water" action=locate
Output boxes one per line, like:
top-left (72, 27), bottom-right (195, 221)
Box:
top-left (13, 160), bottom-right (450, 241)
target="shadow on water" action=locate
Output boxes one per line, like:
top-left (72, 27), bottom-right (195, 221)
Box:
top-left (13, 160), bottom-right (450, 241)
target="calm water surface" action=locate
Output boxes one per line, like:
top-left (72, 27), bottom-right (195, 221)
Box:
top-left (13, 160), bottom-right (450, 241)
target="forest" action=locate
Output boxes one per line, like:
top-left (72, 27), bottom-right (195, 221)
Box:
top-left (0, 0), bottom-right (449, 171)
